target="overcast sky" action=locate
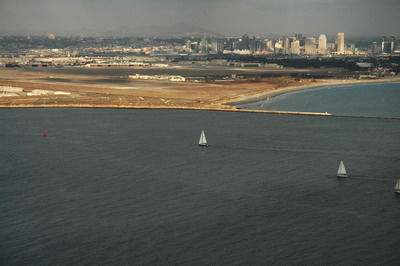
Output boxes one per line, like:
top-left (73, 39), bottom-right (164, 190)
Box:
top-left (0, 0), bottom-right (399, 36)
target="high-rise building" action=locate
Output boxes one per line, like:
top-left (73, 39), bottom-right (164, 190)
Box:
top-left (382, 42), bottom-right (392, 54)
top-left (258, 40), bottom-right (268, 53)
top-left (282, 36), bottom-right (290, 54)
top-left (282, 36), bottom-right (290, 48)
top-left (232, 41), bottom-right (241, 50)
top-left (391, 35), bottom-right (396, 53)
top-left (201, 37), bottom-right (208, 53)
top-left (305, 37), bottom-right (317, 54)
top-left (241, 34), bottom-right (250, 50)
top-left (381, 35), bottom-right (395, 54)
top-left (318, 34), bottom-right (327, 55)
top-left (191, 42), bottom-right (199, 53)
top-left (347, 43), bottom-right (356, 54)
top-left (336, 32), bottom-right (345, 54)
top-left (291, 40), bottom-right (300, 55)
top-left (186, 40), bottom-right (192, 50)
top-left (372, 41), bottom-right (379, 55)
top-left (295, 33), bottom-right (303, 41)
top-left (266, 40), bottom-right (274, 52)
top-left (210, 39), bottom-right (217, 53)
top-left (210, 39), bottom-right (223, 53)
top-left (249, 36), bottom-right (257, 53)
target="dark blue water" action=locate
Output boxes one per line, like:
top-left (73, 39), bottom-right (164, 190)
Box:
top-left (1, 109), bottom-right (400, 265)
top-left (240, 82), bottom-right (400, 118)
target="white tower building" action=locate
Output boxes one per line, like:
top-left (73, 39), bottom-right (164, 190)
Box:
top-left (291, 40), bottom-right (300, 55)
top-left (318, 34), bottom-right (327, 54)
top-left (336, 32), bottom-right (345, 54)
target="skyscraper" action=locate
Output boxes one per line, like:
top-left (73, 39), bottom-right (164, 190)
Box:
top-left (291, 40), bottom-right (300, 55)
top-left (201, 37), bottom-right (208, 53)
top-left (372, 41), bottom-right (379, 55)
top-left (282, 36), bottom-right (290, 54)
top-left (391, 35), bottom-right (396, 53)
top-left (295, 33), bottom-right (303, 41)
top-left (381, 35), bottom-right (395, 54)
top-left (241, 34), bottom-right (250, 50)
top-left (336, 32), bottom-right (345, 54)
top-left (305, 37), bottom-right (316, 54)
top-left (186, 40), bottom-right (192, 50)
top-left (191, 42), bottom-right (199, 53)
top-left (210, 39), bottom-right (223, 53)
top-left (318, 34), bottom-right (327, 55)
top-left (210, 39), bottom-right (218, 53)
top-left (250, 36), bottom-right (257, 54)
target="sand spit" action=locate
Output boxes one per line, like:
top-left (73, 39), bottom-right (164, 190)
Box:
top-left (225, 77), bottom-right (400, 106)
top-left (1, 66), bottom-right (400, 119)
top-left (1, 103), bottom-right (400, 120)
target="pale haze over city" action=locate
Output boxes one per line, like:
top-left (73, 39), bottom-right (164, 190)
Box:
top-left (2, 0), bottom-right (400, 265)
top-left (1, 0), bottom-right (400, 36)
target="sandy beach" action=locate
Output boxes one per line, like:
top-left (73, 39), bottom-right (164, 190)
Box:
top-left (225, 76), bottom-right (400, 106)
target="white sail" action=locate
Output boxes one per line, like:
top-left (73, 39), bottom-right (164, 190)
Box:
top-left (395, 179), bottom-right (400, 191)
top-left (198, 130), bottom-right (208, 146)
top-left (337, 160), bottom-right (348, 177)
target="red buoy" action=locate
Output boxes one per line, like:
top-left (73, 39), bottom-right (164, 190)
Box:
top-left (43, 130), bottom-right (47, 137)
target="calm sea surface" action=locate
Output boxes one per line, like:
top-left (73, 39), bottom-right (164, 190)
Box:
top-left (1, 108), bottom-right (400, 265)
top-left (240, 82), bottom-right (400, 118)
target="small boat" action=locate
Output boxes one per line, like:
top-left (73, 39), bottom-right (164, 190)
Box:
top-left (43, 130), bottom-right (47, 137)
top-left (337, 160), bottom-right (348, 178)
top-left (395, 179), bottom-right (400, 194)
top-left (198, 130), bottom-right (208, 147)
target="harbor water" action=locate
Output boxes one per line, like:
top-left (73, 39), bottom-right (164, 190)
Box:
top-left (1, 82), bottom-right (400, 265)
top-left (239, 82), bottom-right (400, 118)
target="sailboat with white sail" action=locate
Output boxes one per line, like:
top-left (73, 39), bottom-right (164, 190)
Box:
top-left (395, 179), bottom-right (400, 194)
top-left (337, 160), bottom-right (348, 178)
top-left (198, 130), bottom-right (208, 147)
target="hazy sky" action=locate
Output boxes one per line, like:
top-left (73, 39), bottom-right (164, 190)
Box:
top-left (1, 0), bottom-right (399, 36)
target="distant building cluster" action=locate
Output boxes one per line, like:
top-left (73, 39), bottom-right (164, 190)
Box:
top-left (183, 32), bottom-right (357, 55)
top-left (184, 32), bottom-right (396, 56)
top-left (0, 32), bottom-right (399, 72)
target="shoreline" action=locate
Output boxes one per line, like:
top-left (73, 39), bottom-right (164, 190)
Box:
top-left (1, 75), bottom-right (400, 120)
top-left (225, 76), bottom-right (400, 106)
top-left (1, 103), bottom-right (399, 120)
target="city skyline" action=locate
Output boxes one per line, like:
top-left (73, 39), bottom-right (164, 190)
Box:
top-left (1, 0), bottom-right (400, 37)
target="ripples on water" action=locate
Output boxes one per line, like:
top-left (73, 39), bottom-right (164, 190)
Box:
top-left (0, 109), bottom-right (400, 265)
top-left (240, 82), bottom-right (400, 118)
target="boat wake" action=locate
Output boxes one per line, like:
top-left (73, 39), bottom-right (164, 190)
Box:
top-left (210, 144), bottom-right (398, 159)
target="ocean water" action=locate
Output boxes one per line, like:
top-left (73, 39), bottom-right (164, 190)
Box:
top-left (1, 108), bottom-right (400, 265)
top-left (239, 82), bottom-right (400, 118)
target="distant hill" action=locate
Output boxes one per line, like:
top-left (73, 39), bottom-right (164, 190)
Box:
top-left (102, 23), bottom-right (215, 37)
top-left (66, 28), bottom-right (102, 37)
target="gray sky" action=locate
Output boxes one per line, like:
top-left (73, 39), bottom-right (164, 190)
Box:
top-left (0, 0), bottom-right (399, 36)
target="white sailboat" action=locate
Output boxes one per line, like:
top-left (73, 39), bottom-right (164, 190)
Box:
top-left (337, 160), bottom-right (348, 178)
top-left (198, 130), bottom-right (208, 147)
top-left (395, 179), bottom-right (400, 194)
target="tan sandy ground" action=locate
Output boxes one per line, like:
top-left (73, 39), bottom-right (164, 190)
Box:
top-left (1, 68), bottom-right (399, 116)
